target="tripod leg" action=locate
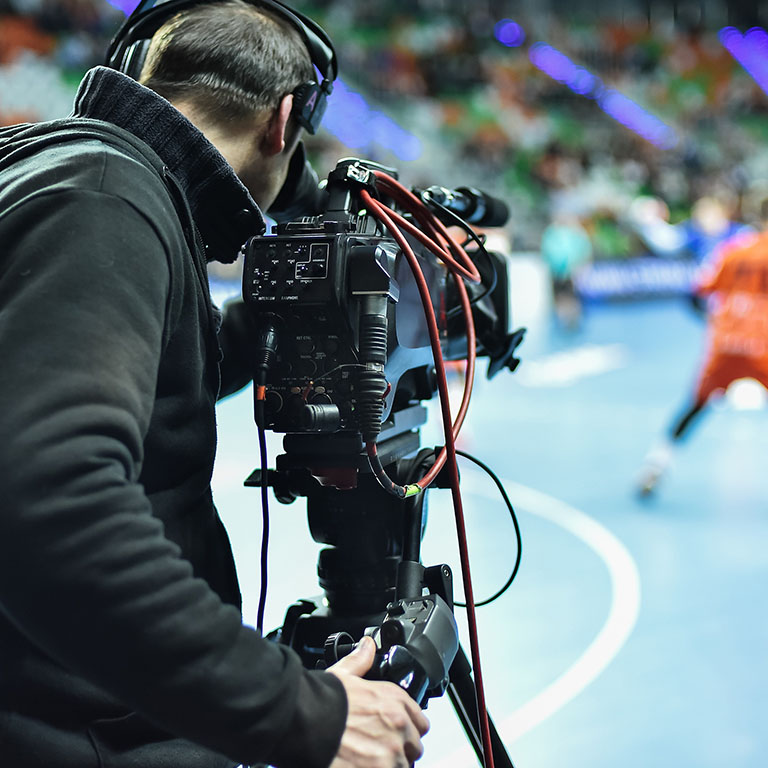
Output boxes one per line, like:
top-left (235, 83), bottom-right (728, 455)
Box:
top-left (447, 645), bottom-right (515, 768)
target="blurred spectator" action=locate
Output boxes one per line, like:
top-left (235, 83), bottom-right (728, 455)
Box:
top-left (540, 210), bottom-right (593, 329)
top-left (0, 12), bottom-right (55, 63)
top-left (631, 190), bottom-right (750, 259)
top-left (4, 0), bottom-right (768, 255)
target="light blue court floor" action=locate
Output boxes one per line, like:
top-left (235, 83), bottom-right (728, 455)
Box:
top-left (212, 294), bottom-right (768, 768)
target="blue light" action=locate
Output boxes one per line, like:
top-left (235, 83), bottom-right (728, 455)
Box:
top-left (720, 26), bottom-right (768, 97)
top-left (494, 20), bottom-right (525, 48)
top-left (570, 67), bottom-right (599, 96)
top-left (745, 26), bottom-right (768, 50)
top-left (530, 43), bottom-right (576, 83)
top-left (106, 0), bottom-right (140, 13)
top-left (323, 79), bottom-right (423, 161)
top-left (598, 90), bottom-right (678, 149)
top-left (528, 41), bottom-right (679, 149)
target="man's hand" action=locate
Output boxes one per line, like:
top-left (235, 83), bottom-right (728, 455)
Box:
top-left (327, 635), bottom-right (430, 768)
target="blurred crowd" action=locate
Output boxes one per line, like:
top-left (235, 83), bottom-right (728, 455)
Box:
top-left (2, 0), bottom-right (768, 265)
top-left (291, 1), bottom-right (768, 251)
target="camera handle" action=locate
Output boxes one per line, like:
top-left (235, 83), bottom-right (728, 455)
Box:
top-left (250, 435), bottom-right (515, 768)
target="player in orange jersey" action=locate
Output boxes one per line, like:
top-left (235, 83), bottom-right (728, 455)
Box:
top-left (637, 204), bottom-right (768, 496)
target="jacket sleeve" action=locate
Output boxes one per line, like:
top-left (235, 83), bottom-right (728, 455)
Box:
top-left (0, 187), bottom-right (347, 767)
top-left (218, 297), bottom-right (258, 400)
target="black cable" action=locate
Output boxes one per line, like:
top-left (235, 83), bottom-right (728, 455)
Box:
top-left (453, 450), bottom-right (522, 608)
top-left (252, 320), bottom-right (279, 637)
top-left (424, 195), bottom-right (488, 252)
top-left (366, 442), bottom-right (414, 498)
top-left (420, 197), bottom-right (499, 319)
top-left (255, 399), bottom-right (270, 636)
top-left (312, 362), bottom-right (365, 383)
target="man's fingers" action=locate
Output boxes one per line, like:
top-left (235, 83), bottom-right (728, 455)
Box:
top-left (402, 692), bottom-right (430, 735)
top-left (328, 661), bottom-right (431, 767)
top-left (327, 635), bottom-right (376, 678)
top-left (402, 718), bottom-right (426, 764)
top-left (386, 684), bottom-right (429, 761)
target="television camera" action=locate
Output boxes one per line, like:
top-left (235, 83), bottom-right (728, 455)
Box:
top-left (242, 158), bottom-right (523, 768)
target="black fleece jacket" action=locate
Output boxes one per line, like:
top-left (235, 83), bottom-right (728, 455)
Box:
top-left (0, 67), bottom-right (346, 768)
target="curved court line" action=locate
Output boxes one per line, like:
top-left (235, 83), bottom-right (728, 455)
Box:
top-left (496, 481), bottom-right (642, 742)
top-left (431, 479), bottom-right (641, 766)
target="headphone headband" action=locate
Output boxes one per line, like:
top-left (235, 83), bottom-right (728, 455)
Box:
top-left (105, 0), bottom-right (337, 133)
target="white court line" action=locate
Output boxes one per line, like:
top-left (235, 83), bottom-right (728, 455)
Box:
top-left (430, 479), bottom-right (642, 767)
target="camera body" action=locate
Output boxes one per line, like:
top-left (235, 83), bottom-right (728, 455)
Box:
top-left (242, 158), bottom-right (522, 441)
top-left (243, 223), bottom-right (440, 434)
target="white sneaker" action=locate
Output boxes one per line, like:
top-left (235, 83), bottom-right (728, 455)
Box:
top-left (636, 440), bottom-right (673, 497)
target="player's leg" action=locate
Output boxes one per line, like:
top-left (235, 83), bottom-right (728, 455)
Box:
top-left (635, 361), bottom-right (719, 497)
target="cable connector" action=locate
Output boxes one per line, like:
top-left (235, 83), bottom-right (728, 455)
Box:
top-left (253, 319), bottom-right (280, 431)
top-left (254, 319), bottom-right (280, 390)
top-left (327, 158), bottom-right (398, 196)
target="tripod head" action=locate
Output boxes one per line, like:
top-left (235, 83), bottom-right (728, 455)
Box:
top-left (325, 581), bottom-right (458, 707)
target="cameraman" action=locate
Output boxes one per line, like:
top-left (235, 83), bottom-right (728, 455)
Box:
top-left (0, 2), bottom-right (428, 767)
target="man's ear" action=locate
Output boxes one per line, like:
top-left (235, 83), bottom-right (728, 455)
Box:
top-left (262, 94), bottom-right (294, 157)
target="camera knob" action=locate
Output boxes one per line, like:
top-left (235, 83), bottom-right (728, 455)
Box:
top-left (297, 358), bottom-right (317, 377)
top-left (302, 403), bottom-right (341, 432)
top-left (297, 337), bottom-right (315, 354)
top-left (265, 390), bottom-right (283, 414)
top-left (380, 618), bottom-right (406, 647)
top-left (324, 632), bottom-right (355, 665)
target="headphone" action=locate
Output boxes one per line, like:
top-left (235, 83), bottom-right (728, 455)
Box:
top-left (105, 0), bottom-right (338, 134)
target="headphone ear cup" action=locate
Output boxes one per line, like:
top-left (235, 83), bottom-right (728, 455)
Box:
top-left (115, 39), bottom-right (152, 80)
top-left (292, 81), bottom-right (326, 134)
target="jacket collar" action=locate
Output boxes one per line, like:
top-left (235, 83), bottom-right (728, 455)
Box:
top-left (72, 66), bottom-right (266, 263)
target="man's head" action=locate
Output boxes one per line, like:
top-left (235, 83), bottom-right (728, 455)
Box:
top-left (139, 0), bottom-right (312, 124)
top-left (138, 0), bottom-right (315, 208)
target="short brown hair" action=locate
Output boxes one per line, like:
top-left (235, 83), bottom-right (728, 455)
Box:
top-left (139, 0), bottom-right (313, 121)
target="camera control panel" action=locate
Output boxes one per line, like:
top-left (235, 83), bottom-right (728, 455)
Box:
top-left (245, 235), bottom-right (337, 305)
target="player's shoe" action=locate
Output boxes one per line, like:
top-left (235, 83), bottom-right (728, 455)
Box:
top-left (636, 463), bottom-right (663, 496)
top-left (635, 440), bottom-right (673, 498)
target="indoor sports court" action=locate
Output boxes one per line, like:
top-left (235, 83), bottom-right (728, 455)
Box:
top-left (211, 271), bottom-right (768, 768)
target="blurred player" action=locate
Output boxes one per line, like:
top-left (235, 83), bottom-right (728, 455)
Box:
top-left (637, 200), bottom-right (768, 496)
